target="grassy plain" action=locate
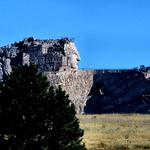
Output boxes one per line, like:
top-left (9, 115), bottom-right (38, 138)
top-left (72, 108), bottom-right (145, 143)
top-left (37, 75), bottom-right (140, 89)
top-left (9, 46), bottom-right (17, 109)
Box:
top-left (78, 114), bottom-right (150, 150)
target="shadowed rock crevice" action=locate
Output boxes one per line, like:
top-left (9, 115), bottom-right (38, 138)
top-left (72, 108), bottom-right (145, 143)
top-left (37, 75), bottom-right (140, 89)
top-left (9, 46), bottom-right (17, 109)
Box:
top-left (84, 71), bottom-right (150, 113)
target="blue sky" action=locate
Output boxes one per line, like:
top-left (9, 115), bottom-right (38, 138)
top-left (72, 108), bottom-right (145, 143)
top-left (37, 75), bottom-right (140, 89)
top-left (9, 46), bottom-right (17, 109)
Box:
top-left (0, 0), bottom-right (150, 69)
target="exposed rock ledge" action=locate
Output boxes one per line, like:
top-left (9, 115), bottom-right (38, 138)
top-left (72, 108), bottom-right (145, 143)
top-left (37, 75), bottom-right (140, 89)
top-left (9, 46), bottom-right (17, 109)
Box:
top-left (0, 38), bottom-right (150, 113)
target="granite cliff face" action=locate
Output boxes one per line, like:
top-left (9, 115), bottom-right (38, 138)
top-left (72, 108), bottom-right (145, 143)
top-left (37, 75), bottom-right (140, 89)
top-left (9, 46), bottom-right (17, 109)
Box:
top-left (0, 38), bottom-right (150, 113)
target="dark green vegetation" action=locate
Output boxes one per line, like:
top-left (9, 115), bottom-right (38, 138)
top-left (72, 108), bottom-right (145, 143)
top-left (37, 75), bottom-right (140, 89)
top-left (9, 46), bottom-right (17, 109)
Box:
top-left (0, 65), bottom-right (86, 150)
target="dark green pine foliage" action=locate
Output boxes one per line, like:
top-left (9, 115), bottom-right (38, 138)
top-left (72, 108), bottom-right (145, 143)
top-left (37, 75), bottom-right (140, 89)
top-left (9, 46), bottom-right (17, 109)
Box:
top-left (0, 64), bottom-right (51, 149)
top-left (48, 86), bottom-right (86, 150)
top-left (0, 64), bottom-right (86, 150)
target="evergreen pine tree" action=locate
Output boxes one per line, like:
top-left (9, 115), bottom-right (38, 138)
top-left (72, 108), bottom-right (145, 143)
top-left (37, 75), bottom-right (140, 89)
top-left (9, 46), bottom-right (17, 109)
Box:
top-left (48, 86), bottom-right (86, 150)
top-left (0, 64), bottom-right (86, 150)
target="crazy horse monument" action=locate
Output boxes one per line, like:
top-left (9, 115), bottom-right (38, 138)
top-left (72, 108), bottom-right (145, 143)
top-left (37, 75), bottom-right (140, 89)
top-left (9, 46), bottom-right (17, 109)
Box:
top-left (0, 37), bottom-right (150, 113)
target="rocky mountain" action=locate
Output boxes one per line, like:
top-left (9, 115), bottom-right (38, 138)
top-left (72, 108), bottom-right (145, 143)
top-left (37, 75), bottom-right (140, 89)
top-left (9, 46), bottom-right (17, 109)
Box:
top-left (0, 38), bottom-right (150, 113)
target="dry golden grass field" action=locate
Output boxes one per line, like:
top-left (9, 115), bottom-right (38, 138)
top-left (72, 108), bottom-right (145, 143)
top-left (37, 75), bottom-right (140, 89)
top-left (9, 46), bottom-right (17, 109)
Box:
top-left (78, 114), bottom-right (150, 150)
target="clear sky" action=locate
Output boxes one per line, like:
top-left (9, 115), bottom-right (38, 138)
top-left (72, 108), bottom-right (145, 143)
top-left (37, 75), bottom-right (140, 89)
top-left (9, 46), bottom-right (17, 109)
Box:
top-left (0, 0), bottom-right (150, 69)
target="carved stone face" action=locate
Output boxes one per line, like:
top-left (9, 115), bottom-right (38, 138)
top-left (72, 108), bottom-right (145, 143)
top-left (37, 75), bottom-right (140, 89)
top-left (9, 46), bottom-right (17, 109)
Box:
top-left (64, 42), bottom-right (81, 70)
top-left (69, 53), bottom-right (80, 69)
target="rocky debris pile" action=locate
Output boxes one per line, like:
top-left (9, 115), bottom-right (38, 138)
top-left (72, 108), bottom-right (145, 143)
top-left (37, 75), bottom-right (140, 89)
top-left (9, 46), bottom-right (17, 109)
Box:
top-left (45, 70), bottom-right (94, 113)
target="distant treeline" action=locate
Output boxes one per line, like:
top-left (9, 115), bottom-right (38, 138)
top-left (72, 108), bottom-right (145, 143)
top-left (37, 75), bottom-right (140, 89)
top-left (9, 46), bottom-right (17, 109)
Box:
top-left (80, 65), bottom-right (150, 72)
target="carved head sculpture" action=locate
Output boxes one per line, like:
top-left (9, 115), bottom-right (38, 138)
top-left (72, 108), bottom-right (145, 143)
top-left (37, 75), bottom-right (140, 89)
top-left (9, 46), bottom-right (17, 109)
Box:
top-left (64, 42), bottom-right (81, 69)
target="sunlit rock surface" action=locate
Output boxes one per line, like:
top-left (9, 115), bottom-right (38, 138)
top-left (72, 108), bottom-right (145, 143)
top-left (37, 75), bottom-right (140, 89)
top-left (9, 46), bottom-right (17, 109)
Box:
top-left (0, 38), bottom-right (150, 113)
